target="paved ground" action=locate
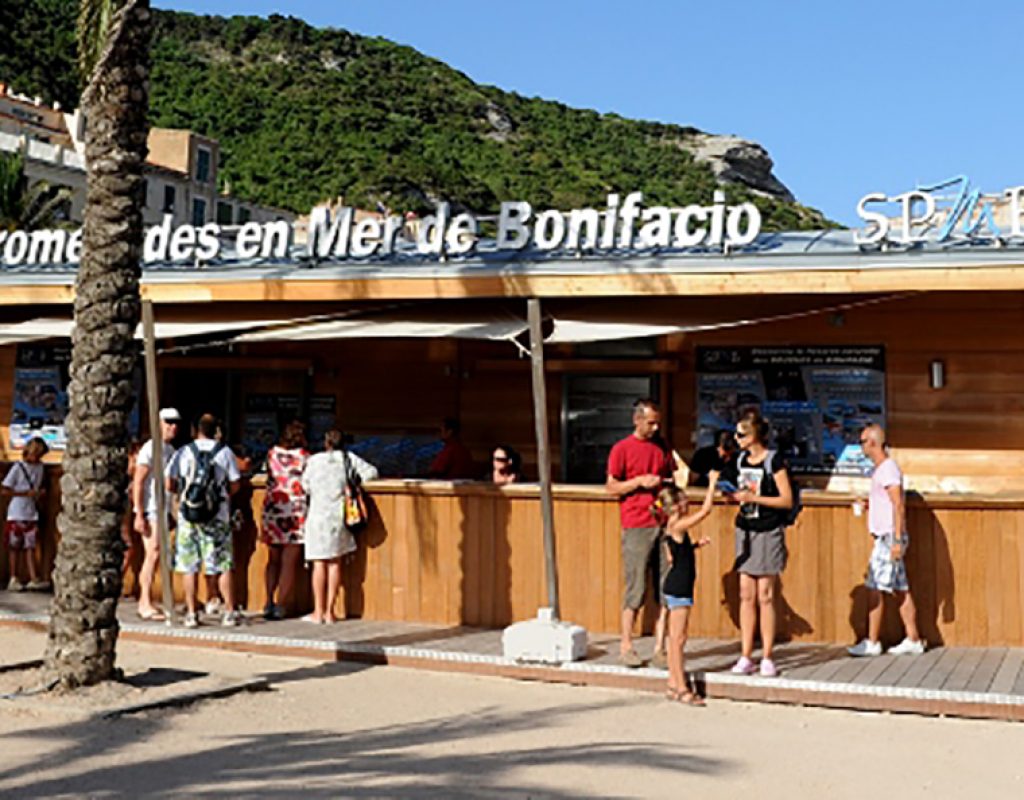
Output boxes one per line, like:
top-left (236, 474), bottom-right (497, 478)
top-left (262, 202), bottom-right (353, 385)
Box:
top-left (4, 591), bottom-right (1024, 720)
top-left (1, 627), bottom-right (1023, 799)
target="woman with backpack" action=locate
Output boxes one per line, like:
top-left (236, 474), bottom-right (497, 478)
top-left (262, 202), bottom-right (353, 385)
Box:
top-left (724, 409), bottom-right (794, 678)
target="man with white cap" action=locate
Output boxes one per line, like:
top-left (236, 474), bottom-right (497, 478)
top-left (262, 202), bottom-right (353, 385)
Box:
top-left (132, 407), bottom-right (180, 620)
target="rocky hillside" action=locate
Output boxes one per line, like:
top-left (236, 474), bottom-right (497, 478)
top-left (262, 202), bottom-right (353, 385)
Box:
top-left (1, 1), bottom-right (828, 228)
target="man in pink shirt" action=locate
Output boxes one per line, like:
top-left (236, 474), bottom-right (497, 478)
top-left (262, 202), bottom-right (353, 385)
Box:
top-left (848, 424), bottom-right (924, 657)
top-left (606, 399), bottom-right (675, 668)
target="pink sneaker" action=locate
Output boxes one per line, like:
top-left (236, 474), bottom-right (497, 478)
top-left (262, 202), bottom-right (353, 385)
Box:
top-left (759, 658), bottom-right (779, 677)
top-left (731, 656), bottom-right (757, 675)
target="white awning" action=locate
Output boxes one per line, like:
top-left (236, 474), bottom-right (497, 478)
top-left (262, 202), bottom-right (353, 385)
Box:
top-left (234, 314), bottom-right (528, 342)
top-left (0, 317), bottom-right (288, 344)
top-left (543, 294), bottom-right (908, 343)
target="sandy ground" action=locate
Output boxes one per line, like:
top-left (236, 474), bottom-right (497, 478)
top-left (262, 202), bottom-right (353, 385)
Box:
top-left (1, 628), bottom-right (1022, 799)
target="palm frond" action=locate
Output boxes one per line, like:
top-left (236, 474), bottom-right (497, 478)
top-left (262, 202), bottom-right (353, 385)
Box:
top-left (77, 0), bottom-right (125, 85)
top-left (0, 151), bottom-right (73, 231)
top-left (23, 180), bottom-right (74, 230)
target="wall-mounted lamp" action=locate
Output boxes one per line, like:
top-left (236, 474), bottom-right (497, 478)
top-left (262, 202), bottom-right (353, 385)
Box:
top-left (929, 359), bottom-right (945, 390)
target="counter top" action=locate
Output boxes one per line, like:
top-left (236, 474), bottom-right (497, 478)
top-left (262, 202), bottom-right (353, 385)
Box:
top-left (358, 478), bottom-right (1024, 510)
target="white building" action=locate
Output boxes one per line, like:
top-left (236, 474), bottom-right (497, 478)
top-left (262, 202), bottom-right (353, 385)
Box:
top-left (0, 81), bottom-right (293, 229)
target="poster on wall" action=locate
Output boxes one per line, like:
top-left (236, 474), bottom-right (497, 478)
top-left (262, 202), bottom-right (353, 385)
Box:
top-left (696, 346), bottom-right (886, 475)
top-left (241, 394), bottom-right (335, 469)
top-left (9, 343), bottom-right (71, 450)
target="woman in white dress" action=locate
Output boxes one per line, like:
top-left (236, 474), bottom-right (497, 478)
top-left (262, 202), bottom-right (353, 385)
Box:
top-left (301, 429), bottom-right (379, 624)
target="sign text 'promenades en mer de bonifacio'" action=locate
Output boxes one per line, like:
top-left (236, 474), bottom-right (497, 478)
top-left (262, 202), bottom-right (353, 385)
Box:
top-left (0, 191), bottom-right (760, 267)
top-left (1, 181), bottom-right (1023, 268)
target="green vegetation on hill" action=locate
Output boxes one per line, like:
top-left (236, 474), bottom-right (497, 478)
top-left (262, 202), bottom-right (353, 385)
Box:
top-left (1, 1), bottom-right (828, 229)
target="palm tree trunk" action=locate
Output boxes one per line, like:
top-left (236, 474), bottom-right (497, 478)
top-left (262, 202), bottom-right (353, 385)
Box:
top-left (44, 0), bottom-right (152, 689)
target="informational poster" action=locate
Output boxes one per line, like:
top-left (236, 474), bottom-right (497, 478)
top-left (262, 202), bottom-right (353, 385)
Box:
top-left (696, 346), bottom-right (886, 475)
top-left (242, 393), bottom-right (334, 469)
top-left (9, 343), bottom-right (71, 450)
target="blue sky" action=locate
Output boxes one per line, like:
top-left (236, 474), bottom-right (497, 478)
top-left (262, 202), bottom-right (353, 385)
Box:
top-left (158, 1), bottom-right (1022, 225)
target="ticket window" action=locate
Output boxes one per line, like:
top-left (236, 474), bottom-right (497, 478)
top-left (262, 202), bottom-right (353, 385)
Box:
top-left (561, 374), bottom-right (660, 484)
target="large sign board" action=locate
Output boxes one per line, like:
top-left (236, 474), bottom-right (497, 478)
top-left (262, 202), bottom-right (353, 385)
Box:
top-left (696, 346), bottom-right (886, 476)
top-left (856, 177), bottom-right (1023, 245)
top-left (0, 191), bottom-right (761, 268)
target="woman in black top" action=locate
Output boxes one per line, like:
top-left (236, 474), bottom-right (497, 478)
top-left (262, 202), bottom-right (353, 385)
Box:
top-left (723, 409), bottom-right (794, 679)
top-left (653, 473), bottom-right (718, 705)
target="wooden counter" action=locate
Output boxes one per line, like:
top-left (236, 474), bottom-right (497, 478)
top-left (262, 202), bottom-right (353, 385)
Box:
top-left (4, 471), bottom-right (1023, 647)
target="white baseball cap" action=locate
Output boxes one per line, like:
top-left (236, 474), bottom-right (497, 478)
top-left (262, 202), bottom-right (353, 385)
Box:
top-left (159, 407), bottom-right (182, 423)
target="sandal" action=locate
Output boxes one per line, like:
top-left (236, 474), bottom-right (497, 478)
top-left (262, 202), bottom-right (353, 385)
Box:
top-left (675, 689), bottom-right (706, 707)
top-left (137, 608), bottom-right (165, 621)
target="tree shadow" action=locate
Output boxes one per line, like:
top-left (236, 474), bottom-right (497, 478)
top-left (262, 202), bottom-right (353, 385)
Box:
top-left (0, 682), bottom-right (728, 798)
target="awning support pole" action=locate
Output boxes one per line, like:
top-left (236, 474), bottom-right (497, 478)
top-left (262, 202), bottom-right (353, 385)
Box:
top-left (142, 300), bottom-right (175, 626)
top-left (527, 298), bottom-right (560, 619)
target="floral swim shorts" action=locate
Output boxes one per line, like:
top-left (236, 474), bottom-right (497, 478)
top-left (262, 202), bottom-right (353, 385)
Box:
top-left (174, 518), bottom-right (233, 575)
top-left (5, 521), bottom-right (38, 550)
top-left (864, 533), bottom-right (910, 594)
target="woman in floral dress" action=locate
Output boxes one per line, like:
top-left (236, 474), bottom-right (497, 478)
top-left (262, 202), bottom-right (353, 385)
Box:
top-left (301, 429), bottom-right (379, 624)
top-left (260, 420), bottom-right (309, 619)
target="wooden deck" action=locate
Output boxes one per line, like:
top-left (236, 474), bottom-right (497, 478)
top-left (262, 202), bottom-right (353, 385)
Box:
top-left (4, 591), bottom-right (1024, 721)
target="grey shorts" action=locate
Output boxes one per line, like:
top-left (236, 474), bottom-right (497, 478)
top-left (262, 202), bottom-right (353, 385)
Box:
top-left (621, 527), bottom-right (669, 610)
top-left (865, 533), bottom-right (910, 593)
top-left (734, 526), bottom-right (787, 576)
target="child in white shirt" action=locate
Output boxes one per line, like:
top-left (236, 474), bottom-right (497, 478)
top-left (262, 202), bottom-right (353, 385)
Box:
top-left (2, 437), bottom-right (49, 591)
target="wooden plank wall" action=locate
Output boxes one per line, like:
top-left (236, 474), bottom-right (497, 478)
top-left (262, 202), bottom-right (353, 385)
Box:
top-left (336, 486), bottom-right (1024, 648)
top-left (670, 292), bottom-right (1024, 467)
top-left (4, 477), bottom-right (1023, 647)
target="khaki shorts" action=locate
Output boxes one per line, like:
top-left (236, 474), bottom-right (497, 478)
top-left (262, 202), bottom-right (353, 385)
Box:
top-left (621, 527), bottom-right (668, 610)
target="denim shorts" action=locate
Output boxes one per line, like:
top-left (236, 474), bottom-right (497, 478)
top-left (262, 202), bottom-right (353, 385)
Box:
top-left (664, 594), bottom-right (693, 610)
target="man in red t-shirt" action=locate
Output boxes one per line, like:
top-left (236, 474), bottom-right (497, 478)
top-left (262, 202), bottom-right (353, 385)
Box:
top-left (428, 417), bottom-right (475, 480)
top-left (606, 398), bottom-right (676, 668)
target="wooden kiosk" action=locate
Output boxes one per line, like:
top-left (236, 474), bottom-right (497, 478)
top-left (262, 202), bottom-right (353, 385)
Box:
top-left (2, 211), bottom-right (1024, 649)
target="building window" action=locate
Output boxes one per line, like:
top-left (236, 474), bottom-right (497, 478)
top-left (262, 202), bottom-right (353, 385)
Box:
top-left (196, 147), bottom-right (211, 183)
top-left (237, 207), bottom-right (251, 224)
top-left (216, 201), bottom-right (234, 225)
top-left (163, 184), bottom-right (176, 214)
top-left (191, 197), bottom-right (207, 226)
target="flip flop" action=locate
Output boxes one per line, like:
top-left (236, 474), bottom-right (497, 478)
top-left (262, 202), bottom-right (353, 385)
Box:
top-left (137, 609), bottom-right (165, 621)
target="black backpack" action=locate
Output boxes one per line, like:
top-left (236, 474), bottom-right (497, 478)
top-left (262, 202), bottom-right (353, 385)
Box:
top-left (181, 442), bottom-right (225, 524)
top-left (764, 449), bottom-right (802, 527)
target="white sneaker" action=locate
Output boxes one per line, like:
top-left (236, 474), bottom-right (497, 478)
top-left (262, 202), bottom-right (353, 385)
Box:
top-left (205, 598), bottom-right (222, 615)
top-left (221, 610), bottom-right (241, 627)
top-left (6, 578), bottom-right (24, 592)
top-left (730, 656), bottom-right (757, 675)
top-left (887, 637), bottom-right (925, 656)
top-left (847, 639), bottom-right (882, 657)
top-left (183, 612), bottom-right (199, 629)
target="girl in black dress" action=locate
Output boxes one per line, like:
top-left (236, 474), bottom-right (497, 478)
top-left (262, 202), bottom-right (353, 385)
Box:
top-left (652, 472), bottom-right (719, 705)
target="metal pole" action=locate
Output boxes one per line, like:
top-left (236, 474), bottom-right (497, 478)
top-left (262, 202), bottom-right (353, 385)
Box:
top-left (141, 301), bottom-right (175, 625)
top-left (527, 298), bottom-right (560, 619)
